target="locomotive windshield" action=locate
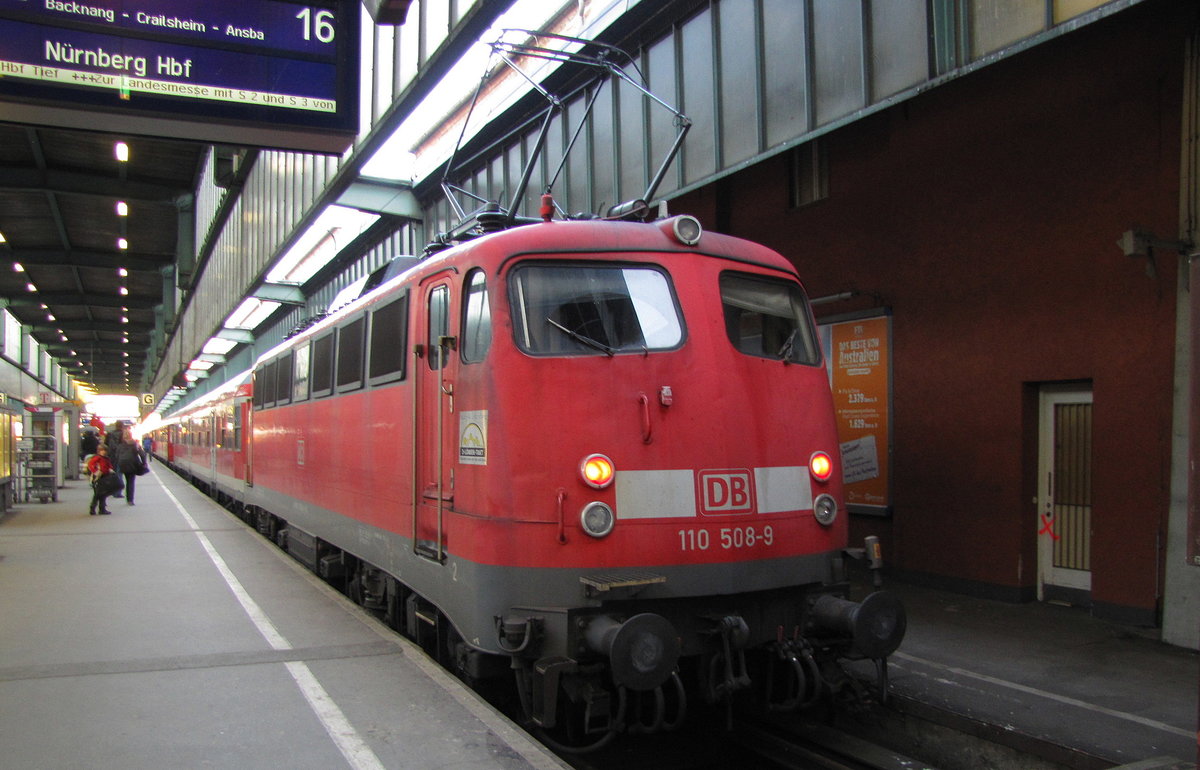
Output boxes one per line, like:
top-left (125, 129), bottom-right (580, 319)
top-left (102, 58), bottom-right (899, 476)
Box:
top-left (720, 272), bottom-right (821, 365)
top-left (511, 264), bottom-right (684, 356)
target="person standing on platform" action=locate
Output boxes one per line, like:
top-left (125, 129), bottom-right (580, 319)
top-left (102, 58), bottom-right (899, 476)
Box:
top-left (114, 433), bottom-right (147, 505)
top-left (142, 434), bottom-right (153, 463)
top-left (105, 420), bottom-right (125, 452)
top-left (86, 445), bottom-right (117, 515)
top-left (105, 421), bottom-right (126, 498)
top-left (80, 428), bottom-right (99, 462)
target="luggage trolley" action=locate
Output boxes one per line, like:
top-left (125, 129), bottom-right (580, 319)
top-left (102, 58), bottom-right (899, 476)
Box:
top-left (17, 435), bottom-right (58, 503)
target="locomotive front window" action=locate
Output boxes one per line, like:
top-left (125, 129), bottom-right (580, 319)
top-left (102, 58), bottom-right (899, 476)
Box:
top-left (511, 264), bottom-right (683, 356)
top-left (720, 273), bottom-right (820, 365)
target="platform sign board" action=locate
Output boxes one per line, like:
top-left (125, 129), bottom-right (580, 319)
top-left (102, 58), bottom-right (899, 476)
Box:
top-left (0, 0), bottom-right (359, 153)
top-left (818, 313), bottom-right (892, 515)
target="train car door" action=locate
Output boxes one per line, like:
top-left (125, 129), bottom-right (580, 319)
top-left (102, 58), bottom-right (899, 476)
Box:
top-left (1036, 385), bottom-right (1094, 605)
top-left (414, 278), bottom-right (456, 561)
top-left (235, 395), bottom-right (252, 488)
top-left (208, 410), bottom-right (218, 482)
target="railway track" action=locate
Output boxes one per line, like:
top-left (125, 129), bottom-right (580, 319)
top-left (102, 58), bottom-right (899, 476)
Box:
top-left (558, 713), bottom-right (936, 770)
top-left (731, 718), bottom-right (936, 770)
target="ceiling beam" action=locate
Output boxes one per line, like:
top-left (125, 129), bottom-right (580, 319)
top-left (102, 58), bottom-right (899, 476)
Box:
top-left (336, 179), bottom-right (422, 219)
top-left (28, 320), bottom-right (154, 333)
top-left (0, 168), bottom-right (190, 203)
top-left (9, 293), bottom-right (159, 309)
top-left (6, 248), bottom-right (172, 271)
top-left (215, 328), bottom-right (255, 343)
top-left (254, 283), bottom-right (306, 304)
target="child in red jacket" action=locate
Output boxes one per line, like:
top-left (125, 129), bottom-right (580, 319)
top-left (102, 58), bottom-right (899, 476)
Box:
top-left (86, 445), bottom-right (117, 515)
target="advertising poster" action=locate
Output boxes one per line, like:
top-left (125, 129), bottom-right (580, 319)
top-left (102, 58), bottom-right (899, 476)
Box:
top-left (819, 315), bottom-right (891, 514)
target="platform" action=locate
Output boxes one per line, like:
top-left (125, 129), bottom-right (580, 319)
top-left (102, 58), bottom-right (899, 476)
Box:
top-left (869, 577), bottom-right (1199, 768)
top-left (0, 465), bottom-right (568, 770)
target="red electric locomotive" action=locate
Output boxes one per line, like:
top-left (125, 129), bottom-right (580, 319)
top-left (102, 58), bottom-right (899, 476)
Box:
top-left (158, 211), bottom-right (905, 749)
top-left (155, 31), bottom-right (905, 750)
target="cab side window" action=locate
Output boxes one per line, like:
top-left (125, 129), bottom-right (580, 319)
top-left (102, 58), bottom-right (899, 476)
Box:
top-left (461, 270), bottom-right (491, 363)
top-left (428, 285), bottom-right (449, 370)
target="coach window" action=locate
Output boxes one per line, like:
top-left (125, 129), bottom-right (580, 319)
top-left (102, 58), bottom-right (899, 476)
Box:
top-left (311, 332), bottom-right (335, 398)
top-left (216, 404), bottom-right (230, 447)
top-left (428, 285), bottom-right (449, 370)
top-left (232, 401), bottom-right (243, 448)
top-left (257, 360), bottom-right (277, 410)
top-left (293, 342), bottom-right (311, 402)
top-left (368, 294), bottom-right (408, 386)
top-left (276, 351), bottom-right (294, 405)
top-left (251, 368), bottom-right (262, 410)
top-left (719, 272), bottom-right (820, 365)
top-left (337, 317), bottom-right (366, 391)
top-left (461, 270), bottom-right (491, 363)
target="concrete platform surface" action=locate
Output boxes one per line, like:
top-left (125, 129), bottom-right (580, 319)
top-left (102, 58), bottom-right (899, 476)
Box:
top-left (0, 465), bottom-right (568, 770)
top-left (881, 577), bottom-right (1199, 767)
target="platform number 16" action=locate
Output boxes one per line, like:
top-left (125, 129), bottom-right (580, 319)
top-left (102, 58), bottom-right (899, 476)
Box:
top-left (296, 8), bottom-right (336, 43)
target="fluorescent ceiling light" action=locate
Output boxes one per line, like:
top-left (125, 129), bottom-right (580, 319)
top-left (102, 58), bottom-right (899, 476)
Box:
top-left (361, 0), bottom-right (560, 183)
top-left (361, 147), bottom-right (415, 182)
top-left (225, 297), bottom-right (281, 330)
top-left (266, 205), bottom-right (379, 285)
top-left (202, 337), bottom-right (239, 356)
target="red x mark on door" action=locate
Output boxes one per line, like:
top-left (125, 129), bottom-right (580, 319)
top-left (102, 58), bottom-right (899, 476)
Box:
top-left (1039, 513), bottom-right (1060, 541)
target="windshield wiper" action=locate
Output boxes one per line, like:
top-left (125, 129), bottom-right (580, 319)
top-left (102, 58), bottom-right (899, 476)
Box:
top-left (776, 328), bottom-right (799, 362)
top-left (547, 318), bottom-right (615, 356)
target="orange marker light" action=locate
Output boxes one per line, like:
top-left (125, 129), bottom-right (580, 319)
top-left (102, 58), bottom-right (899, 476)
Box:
top-left (581, 454), bottom-right (615, 489)
top-left (809, 451), bottom-right (833, 482)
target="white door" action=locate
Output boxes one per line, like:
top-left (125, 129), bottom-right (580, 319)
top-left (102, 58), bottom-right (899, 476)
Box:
top-left (1037, 386), bottom-right (1093, 603)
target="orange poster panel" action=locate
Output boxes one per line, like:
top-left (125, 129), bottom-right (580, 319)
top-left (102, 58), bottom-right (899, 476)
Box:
top-left (826, 317), bottom-right (890, 511)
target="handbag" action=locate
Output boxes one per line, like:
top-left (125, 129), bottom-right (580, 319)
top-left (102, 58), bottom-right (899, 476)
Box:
top-left (135, 458), bottom-right (149, 476)
top-left (93, 472), bottom-right (124, 496)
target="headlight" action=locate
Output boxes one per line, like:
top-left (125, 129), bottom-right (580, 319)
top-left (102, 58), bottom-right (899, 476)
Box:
top-left (813, 494), bottom-right (838, 526)
top-left (580, 453), bottom-right (615, 489)
top-left (657, 215), bottom-right (703, 245)
top-left (580, 501), bottom-right (615, 538)
top-left (809, 451), bottom-right (833, 482)
top-left (672, 215), bottom-right (702, 245)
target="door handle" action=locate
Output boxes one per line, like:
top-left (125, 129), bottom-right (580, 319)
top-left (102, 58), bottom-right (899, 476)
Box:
top-left (638, 393), bottom-right (653, 444)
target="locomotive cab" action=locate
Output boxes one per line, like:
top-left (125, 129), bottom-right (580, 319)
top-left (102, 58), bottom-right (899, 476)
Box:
top-left (451, 216), bottom-right (907, 748)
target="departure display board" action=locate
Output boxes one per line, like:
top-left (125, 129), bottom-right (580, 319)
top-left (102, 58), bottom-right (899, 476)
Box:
top-left (0, 0), bottom-right (359, 152)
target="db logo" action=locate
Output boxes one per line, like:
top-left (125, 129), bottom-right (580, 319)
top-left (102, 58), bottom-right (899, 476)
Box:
top-left (698, 470), bottom-right (755, 515)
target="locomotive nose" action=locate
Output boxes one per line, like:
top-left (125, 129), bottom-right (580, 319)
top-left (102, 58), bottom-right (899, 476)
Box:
top-left (585, 613), bottom-right (681, 691)
top-left (810, 591), bottom-right (907, 659)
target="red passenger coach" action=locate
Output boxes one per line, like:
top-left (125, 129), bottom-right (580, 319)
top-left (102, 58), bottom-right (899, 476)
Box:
top-left (181, 212), bottom-right (906, 749)
top-left (158, 372), bottom-right (251, 509)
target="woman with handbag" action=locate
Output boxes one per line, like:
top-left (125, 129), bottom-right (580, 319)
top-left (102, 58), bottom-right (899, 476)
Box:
top-left (86, 445), bottom-right (119, 515)
top-left (114, 433), bottom-right (147, 506)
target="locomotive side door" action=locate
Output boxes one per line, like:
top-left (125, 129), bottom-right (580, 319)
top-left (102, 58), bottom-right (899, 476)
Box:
top-left (1036, 385), bottom-right (1094, 605)
top-left (413, 278), bottom-right (456, 561)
